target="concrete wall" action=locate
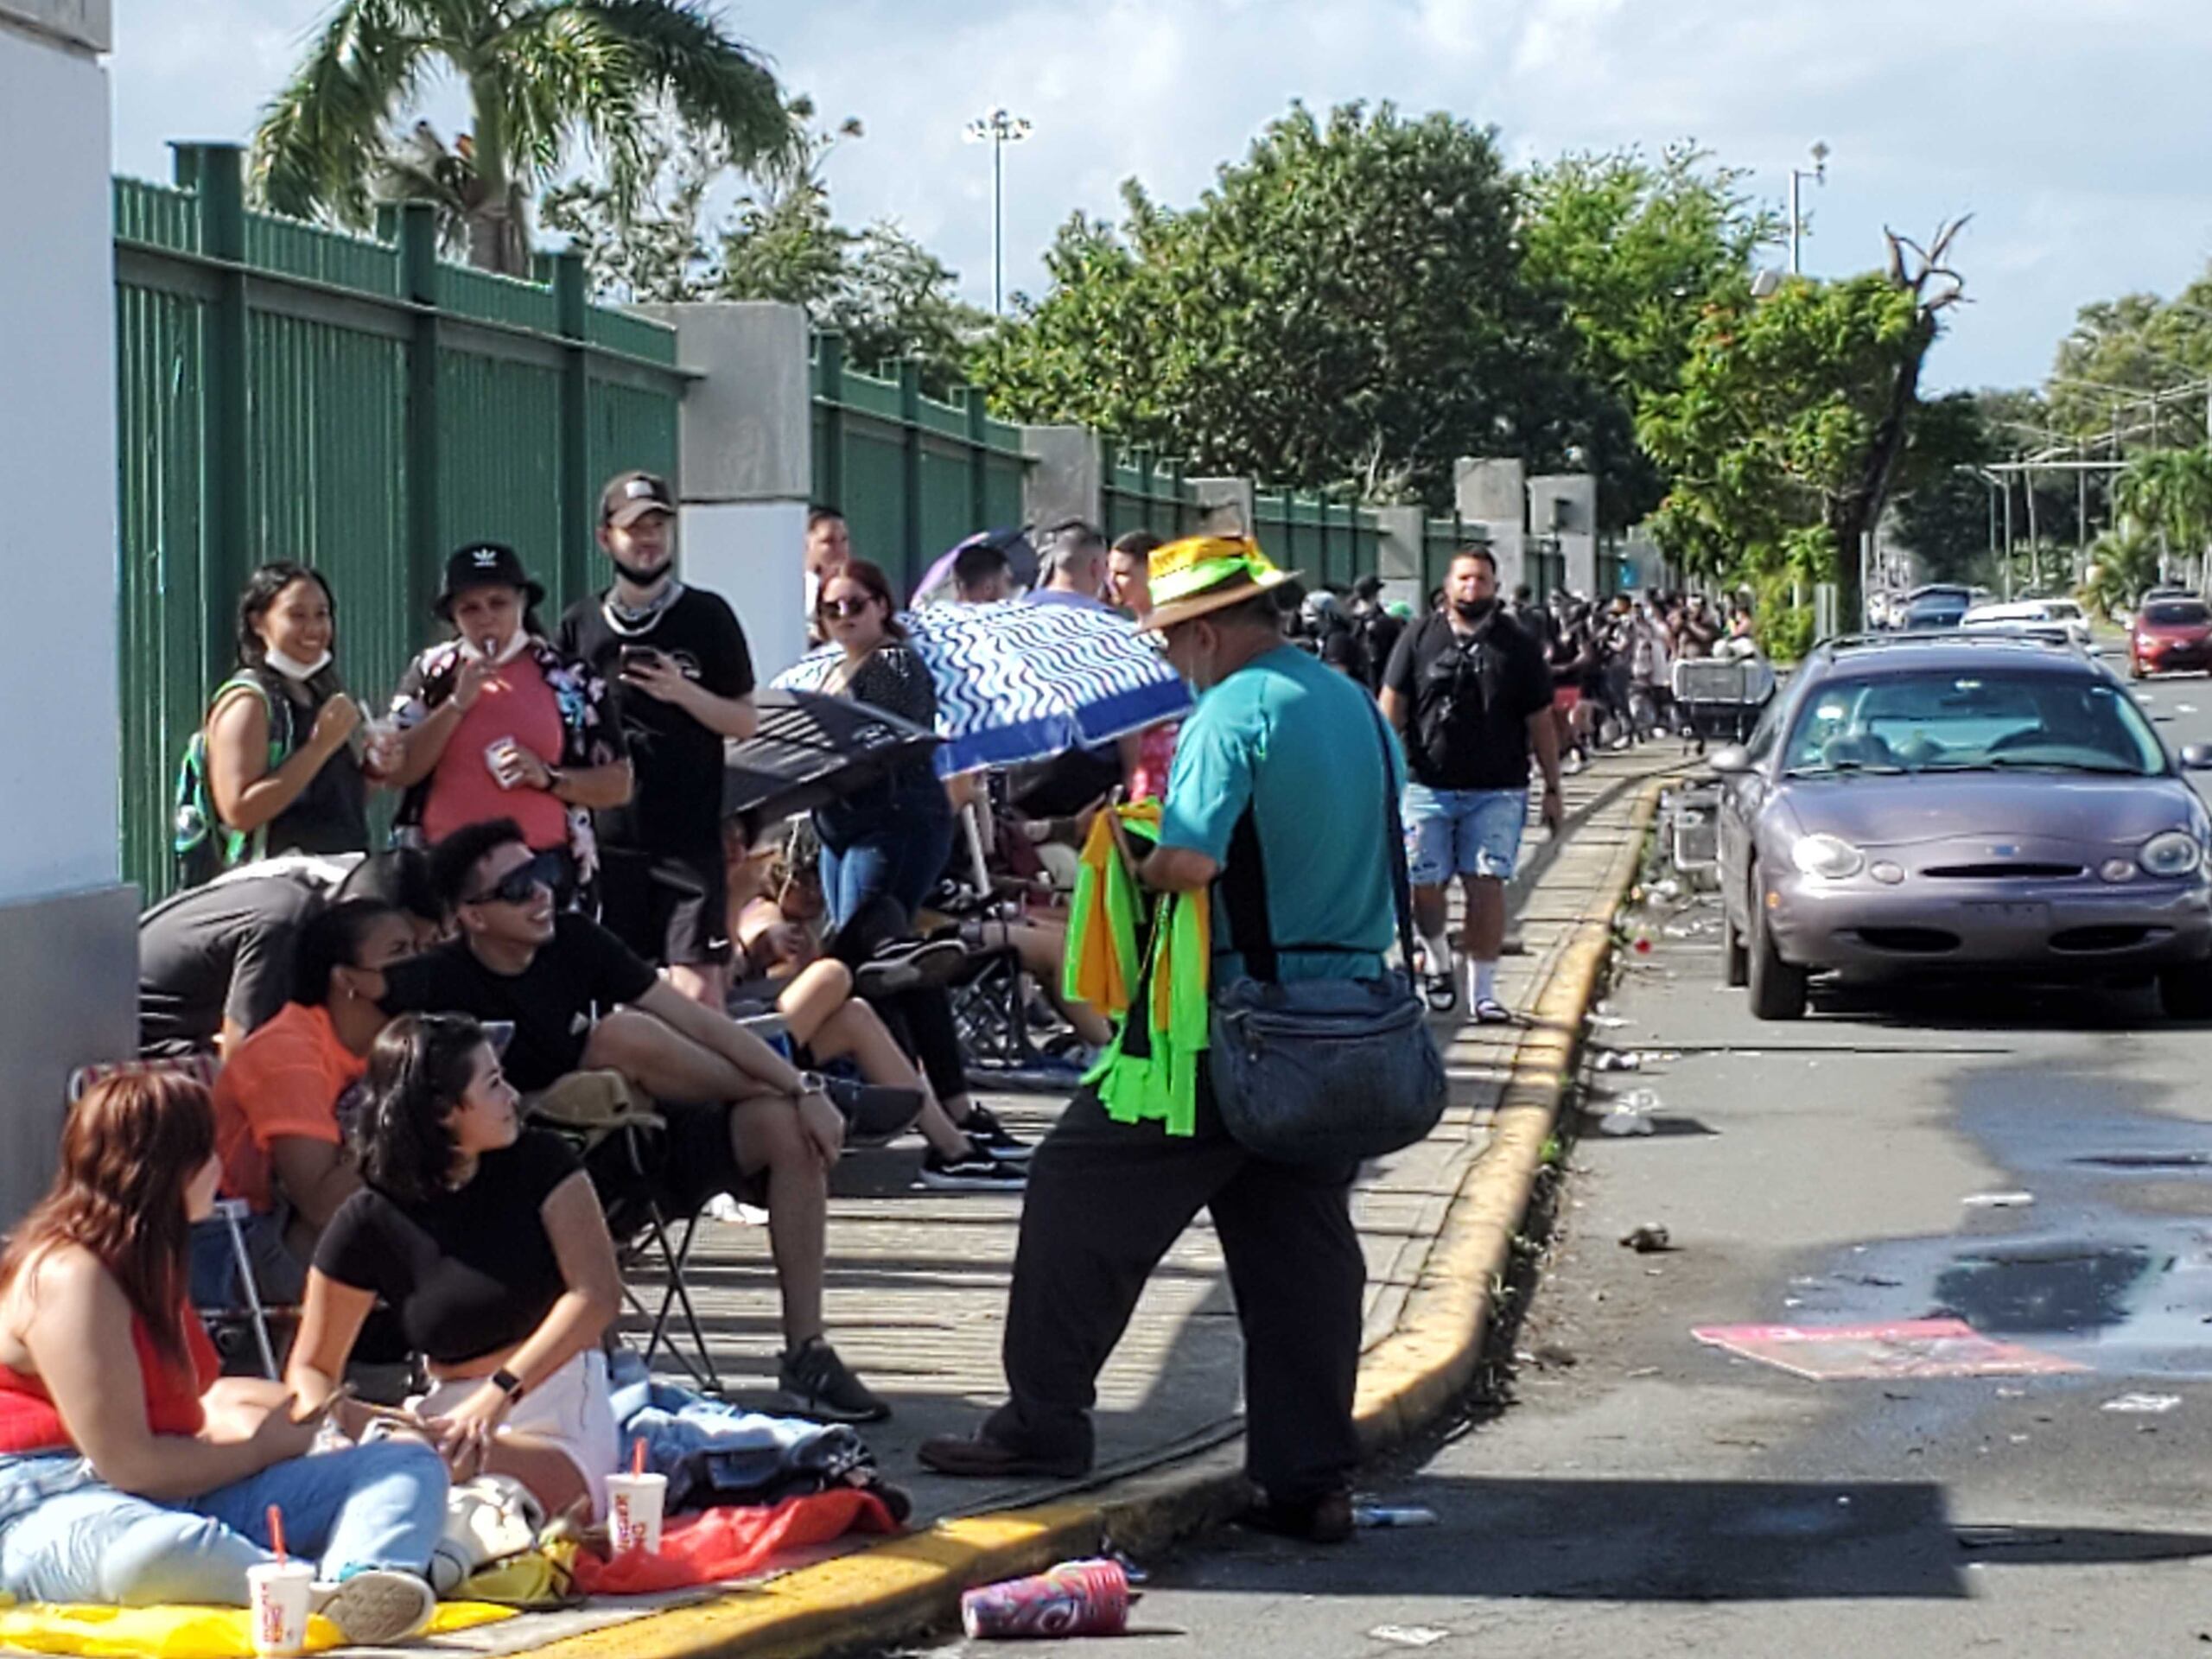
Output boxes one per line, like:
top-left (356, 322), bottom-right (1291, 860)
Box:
top-left (1020, 427), bottom-right (1101, 533)
top-left (1529, 474), bottom-right (1599, 596)
top-left (1455, 458), bottom-right (1527, 594)
top-left (0, 0), bottom-right (135, 1224)
top-left (634, 301), bottom-right (813, 677)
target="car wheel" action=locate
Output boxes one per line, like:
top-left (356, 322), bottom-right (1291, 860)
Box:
top-left (2158, 962), bottom-right (2212, 1020)
top-left (1721, 904), bottom-right (1749, 988)
top-left (1745, 877), bottom-right (1808, 1020)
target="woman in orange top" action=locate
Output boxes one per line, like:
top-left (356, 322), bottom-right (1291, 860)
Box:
top-left (0, 1073), bottom-right (446, 1640)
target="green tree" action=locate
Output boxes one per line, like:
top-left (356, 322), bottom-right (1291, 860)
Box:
top-left (254, 0), bottom-right (790, 275)
top-left (2117, 445), bottom-right (2212, 582)
top-left (2047, 286), bottom-right (2212, 448)
top-left (1518, 143), bottom-right (1776, 531)
top-left (975, 101), bottom-right (1580, 507)
top-left (2082, 518), bottom-right (2164, 617)
top-left (1637, 222), bottom-right (1967, 622)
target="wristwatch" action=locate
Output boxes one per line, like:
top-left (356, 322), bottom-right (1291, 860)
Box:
top-left (790, 1070), bottom-right (828, 1100)
top-left (489, 1368), bottom-right (526, 1403)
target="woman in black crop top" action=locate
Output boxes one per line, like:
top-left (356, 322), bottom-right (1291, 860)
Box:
top-left (287, 1014), bottom-right (624, 1522)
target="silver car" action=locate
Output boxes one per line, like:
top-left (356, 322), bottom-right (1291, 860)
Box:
top-left (1713, 633), bottom-right (2212, 1020)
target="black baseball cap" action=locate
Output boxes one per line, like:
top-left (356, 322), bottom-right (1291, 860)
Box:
top-left (601, 470), bottom-right (675, 528)
top-left (434, 541), bottom-right (545, 620)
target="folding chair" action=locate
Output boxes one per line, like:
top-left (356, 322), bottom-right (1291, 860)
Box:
top-left (66, 1058), bottom-right (286, 1382)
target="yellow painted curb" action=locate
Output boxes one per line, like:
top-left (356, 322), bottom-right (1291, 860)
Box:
top-left (526, 772), bottom-right (1682, 1659)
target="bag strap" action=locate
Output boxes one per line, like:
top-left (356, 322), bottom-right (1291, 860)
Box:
top-left (1215, 696), bottom-right (1417, 985)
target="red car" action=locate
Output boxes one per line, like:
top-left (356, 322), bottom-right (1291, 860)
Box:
top-left (2130, 597), bottom-right (2212, 678)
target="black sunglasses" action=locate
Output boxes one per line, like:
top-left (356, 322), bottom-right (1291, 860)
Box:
top-left (466, 862), bottom-right (551, 908)
top-left (821, 595), bottom-right (875, 619)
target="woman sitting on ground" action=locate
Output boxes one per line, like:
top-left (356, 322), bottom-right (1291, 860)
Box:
top-left (0, 1071), bottom-right (445, 1643)
top-left (289, 1014), bottom-right (625, 1523)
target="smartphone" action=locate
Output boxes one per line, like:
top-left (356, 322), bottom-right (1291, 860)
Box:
top-left (620, 645), bottom-right (664, 674)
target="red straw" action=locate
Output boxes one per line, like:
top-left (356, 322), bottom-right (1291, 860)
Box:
top-left (267, 1504), bottom-right (287, 1563)
top-left (632, 1437), bottom-right (646, 1477)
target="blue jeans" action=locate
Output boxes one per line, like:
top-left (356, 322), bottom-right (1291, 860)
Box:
top-left (817, 792), bottom-right (957, 930)
top-left (0, 1440), bottom-right (447, 1605)
top-left (1402, 784), bottom-right (1528, 886)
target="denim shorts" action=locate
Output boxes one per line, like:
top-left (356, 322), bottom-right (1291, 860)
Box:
top-left (1403, 784), bottom-right (1527, 885)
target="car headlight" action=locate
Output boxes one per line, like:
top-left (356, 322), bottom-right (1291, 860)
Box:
top-left (1791, 834), bottom-right (1866, 880)
top-left (2139, 830), bottom-right (2202, 878)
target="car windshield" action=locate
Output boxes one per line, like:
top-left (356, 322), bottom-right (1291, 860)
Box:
top-left (1783, 671), bottom-right (2167, 778)
top-left (2144, 601), bottom-right (2210, 626)
top-left (2045, 601), bottom-right (2083, 620)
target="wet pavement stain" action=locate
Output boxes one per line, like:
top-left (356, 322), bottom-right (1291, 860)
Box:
top-left (1783, 1065), bottom-right (2212, 1377)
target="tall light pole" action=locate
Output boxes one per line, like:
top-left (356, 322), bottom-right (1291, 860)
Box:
top-left (963, 109), bottom-right (1032, 316)
top-left (1787, 140), bottom-right (1830, 276)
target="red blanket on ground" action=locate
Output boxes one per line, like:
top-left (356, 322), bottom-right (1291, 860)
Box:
top-left (572, 1490), bottom-right (902, 1594)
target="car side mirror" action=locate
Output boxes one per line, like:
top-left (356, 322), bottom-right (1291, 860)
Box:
top-left (2181, 744), bottom-right (2212, 771)
top-left (1707, 744), bottom-right (1755, 775)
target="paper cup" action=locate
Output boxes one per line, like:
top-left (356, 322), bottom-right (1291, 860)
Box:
top-left (247, 1560), bottom-right (315, 1657)
top-left (485, 739), bottom-right (524, 789)
top-left (607, 1471), bottom-right (667, 1554)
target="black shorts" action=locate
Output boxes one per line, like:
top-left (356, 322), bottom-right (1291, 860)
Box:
top-left (584, 1100), bottom-right (766, 1226)
top-left (598, 849), bottom-right (731, 969)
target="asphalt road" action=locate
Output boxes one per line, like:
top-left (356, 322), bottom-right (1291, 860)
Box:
top-left (911, 673), bottom-right (2212, 1659)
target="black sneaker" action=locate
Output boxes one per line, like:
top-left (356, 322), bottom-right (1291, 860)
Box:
top-left (777, 1337), bottom-right (891, 1422)
top-left (855, 938), bottom-right (970, 997)
top-left (918, 1148), bottom-right (1029, 1192)
top-left (822, 1077), bottom-right (925, 1146)
top-left (958, 1103), bottom-right (1033, 1163)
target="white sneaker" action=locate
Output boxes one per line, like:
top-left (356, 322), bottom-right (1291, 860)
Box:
top-left (313, 1568), bottom-right (436, 1645)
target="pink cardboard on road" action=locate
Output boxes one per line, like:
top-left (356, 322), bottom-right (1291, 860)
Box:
top-left (1692, 1318), bottom-right (2087, 1380)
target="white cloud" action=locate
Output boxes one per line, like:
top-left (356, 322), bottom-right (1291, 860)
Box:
top-left (106, 0), bottom-right (2212, 391)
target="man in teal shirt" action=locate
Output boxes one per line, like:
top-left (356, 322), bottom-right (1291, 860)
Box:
top-left (923, 538), bottom-right (1398, 1544)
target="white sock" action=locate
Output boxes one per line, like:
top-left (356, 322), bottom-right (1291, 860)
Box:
top-left (1471, 958), bottom-right (1499, 1006)
top-left (1421, 932), bottom-right (1453, 976)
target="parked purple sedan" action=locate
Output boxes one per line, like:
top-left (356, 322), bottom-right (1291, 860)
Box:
top-left (1713, 632), bottom-right (2212, 1020)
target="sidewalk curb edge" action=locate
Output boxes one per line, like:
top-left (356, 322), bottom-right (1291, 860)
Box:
top-left (526, 772), bottom-right (1679, 1659)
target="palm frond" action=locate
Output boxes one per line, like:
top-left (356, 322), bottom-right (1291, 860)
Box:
top-left (566, 0), bottom-right (794, 169)
top-left (251, 0), bottom-right (431, 227)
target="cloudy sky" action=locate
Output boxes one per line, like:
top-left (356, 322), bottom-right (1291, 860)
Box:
top-left (112, 0), bottom-right (2212, 394)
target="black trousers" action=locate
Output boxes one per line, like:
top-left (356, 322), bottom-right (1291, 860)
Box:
top-left (987, 1080), bottom-right (1364, 1504)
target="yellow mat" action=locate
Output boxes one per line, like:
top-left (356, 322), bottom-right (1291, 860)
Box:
top-left (0, 1596), bottom-right (515, 1656)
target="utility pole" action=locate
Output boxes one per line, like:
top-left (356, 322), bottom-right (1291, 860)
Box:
top-left (1787, 141), bottom-right (1830, 276)
top-left (963, 109), bottom-right (1032, 316)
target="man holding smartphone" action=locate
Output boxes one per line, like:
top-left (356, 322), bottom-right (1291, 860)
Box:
top-left (558, 472), bottom-right (759, 1007)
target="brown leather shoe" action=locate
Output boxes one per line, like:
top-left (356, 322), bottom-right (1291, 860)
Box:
top-left (917, 1432), bottom-right (1090, 1479)
top-left (1241, 1489), bottom-right (1355, 1544)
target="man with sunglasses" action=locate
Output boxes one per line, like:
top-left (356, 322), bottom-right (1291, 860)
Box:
top-left (378, 817), bottom-right (892, 1421)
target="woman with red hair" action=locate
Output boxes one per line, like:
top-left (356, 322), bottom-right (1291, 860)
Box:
top-left (0, 1071), bottom-right (446, 1643)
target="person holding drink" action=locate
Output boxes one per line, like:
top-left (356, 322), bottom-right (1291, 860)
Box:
top-left (383, 543), bottom-right (632, 900)
top-left (199, 563), bottom-right (397, 870)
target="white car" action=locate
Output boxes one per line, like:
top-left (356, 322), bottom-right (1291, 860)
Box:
top-left (1961, 598), bottom-right (2097, 652)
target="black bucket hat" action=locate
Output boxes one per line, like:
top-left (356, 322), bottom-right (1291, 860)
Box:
top-left (435, 541), bottom-right (546, 620)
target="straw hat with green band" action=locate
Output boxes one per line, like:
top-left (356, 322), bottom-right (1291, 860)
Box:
top-left (1138, 535), bottom-right (1295, 632)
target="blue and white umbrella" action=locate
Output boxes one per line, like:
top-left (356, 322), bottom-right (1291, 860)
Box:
top-left (773, 599), bottom-right (1192, 776)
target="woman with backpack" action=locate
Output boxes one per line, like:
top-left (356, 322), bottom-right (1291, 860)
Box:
top-left (184, 563), bottom-right (393, 880)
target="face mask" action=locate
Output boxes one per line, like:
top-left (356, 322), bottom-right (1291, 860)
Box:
top-left (461, 630), bottom-right (531, 666)
top-left (1453, 597), bottom-right (1497, 623)
top-left (264, 645), bottom-right (332, 682)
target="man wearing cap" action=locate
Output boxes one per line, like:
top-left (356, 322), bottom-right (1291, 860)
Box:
top-left (558, 472), bottom-right (760, 1007)
top-left (385, 542), bottom-right (631, 893)
top-left (921, 536), bottom-right (1402, 1545)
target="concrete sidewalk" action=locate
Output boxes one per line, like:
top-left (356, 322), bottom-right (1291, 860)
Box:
top-left (435, 746), bottom-right (1683, 1659)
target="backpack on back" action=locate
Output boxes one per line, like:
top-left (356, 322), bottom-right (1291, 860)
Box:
top-left (172, 673), bottom-right (294, 887)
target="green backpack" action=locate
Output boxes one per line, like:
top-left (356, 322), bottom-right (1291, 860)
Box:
top-left (172, 674), bottom-right (296, 887)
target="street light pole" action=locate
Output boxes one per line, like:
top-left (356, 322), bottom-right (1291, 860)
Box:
top-left (1787, 141), bottom-right (1830, 276)
top-left (963, 108), bottom-right (1033, 316)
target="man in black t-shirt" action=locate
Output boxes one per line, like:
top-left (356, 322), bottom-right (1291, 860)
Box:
top-left (1380, 548), bottom-right (1563, 1024)
top-left (557, 471), bottom-right (758, 1008)
top-left (379, 817), bottom-right (891, 1421)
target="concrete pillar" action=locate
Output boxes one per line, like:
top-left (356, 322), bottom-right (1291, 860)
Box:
top-left (1529, 474), bottom-right (1599, 596)
top-left (633, 300), bottom-right (814, 678)
top-left (1454, 457), bottom-right (1527, 594)
top-left (1019, 426), bottom-right (1101, 532)
top-left (1188, 477), bottom-right (1255, 537)
top-left (0, 0), bottom-right (134, 1224)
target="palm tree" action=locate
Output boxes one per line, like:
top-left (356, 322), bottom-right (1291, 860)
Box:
top-left (254, 0), bottom-right (792, 275)
top-left (2117, 445), bottom-right (2212, 591)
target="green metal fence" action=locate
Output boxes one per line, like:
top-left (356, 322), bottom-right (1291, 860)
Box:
top-left (808, 334), bottom-right (1029, 599)
top-left (1101, 444), bottom-right (1206, 540)
top-left (115, 142), bottom-right (684, 901)
top-left (1253, 489), bottom-right (1382, 591)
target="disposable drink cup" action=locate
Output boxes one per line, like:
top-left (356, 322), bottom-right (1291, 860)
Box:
top-left (246, 1559), bottom-right (314, 1657)
top-left (607, 1471), bottom-right (667, 1554)
top-left (484, 738), bottom-right (524, 789)
top-left (960, 1557), bottom-right (1129, 1639)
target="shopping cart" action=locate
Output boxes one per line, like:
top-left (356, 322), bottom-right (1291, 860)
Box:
top-left (1670, 656), bottom-right (1777, 753)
